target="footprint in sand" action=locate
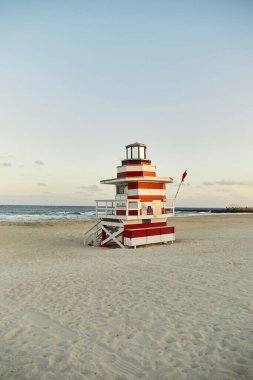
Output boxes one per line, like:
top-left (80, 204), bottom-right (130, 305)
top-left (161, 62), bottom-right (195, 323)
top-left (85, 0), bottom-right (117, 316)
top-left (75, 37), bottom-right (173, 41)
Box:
top-left (247, 300), bottom-right (253, 310)
top-left (42, 373), bottom-right (56, 380)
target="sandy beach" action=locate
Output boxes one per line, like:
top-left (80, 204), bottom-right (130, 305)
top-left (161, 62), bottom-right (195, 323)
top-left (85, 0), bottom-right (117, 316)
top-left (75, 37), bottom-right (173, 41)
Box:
top-left (0, 215), bottom-right (253, 380)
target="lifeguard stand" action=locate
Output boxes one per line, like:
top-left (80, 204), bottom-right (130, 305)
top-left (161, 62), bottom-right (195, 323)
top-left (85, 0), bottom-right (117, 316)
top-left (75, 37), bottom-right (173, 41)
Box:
top-left (84, 142), bottom-right (175, 248)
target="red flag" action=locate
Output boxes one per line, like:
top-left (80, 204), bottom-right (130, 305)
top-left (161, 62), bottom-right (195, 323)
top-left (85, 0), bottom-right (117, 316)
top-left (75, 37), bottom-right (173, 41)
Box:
top-left (182, 170), bottom-right (187, 182)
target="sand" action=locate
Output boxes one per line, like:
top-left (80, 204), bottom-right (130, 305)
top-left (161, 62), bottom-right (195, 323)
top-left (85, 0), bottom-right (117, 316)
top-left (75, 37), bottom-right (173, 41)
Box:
top-left (0, 215), bottom-right (253, 380)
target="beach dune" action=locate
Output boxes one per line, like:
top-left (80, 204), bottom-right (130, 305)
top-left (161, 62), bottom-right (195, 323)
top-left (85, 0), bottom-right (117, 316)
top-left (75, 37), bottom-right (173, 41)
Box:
top-left (0, 215), bottom-right (253, 379)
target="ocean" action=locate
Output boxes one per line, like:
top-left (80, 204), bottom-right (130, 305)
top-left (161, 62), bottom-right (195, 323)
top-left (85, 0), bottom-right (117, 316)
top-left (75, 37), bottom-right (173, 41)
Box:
top-left (0, 205), bottom-right (96, 222)
top-left (0, 205), bottom-right (230, 222)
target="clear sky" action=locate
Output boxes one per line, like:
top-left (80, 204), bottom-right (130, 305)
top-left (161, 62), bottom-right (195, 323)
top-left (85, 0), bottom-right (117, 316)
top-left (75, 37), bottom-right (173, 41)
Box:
top-left (0, 0), bottom-right (252, 207)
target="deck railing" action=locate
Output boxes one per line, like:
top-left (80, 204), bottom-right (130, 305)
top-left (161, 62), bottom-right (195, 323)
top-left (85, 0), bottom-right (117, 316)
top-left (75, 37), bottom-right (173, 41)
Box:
top-left (95, 198), bottom-right (175, 219)
top-left (166, 198), bottom-right (175, 217)
top-left (95, 199), bottom-right (141, 218)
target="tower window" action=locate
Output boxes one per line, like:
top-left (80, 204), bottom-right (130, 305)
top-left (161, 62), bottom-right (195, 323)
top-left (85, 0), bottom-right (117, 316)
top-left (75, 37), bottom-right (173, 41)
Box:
top-left (126, 145), bottom-right (146, 160)
top-left (132, 146), bottom-right (139, 159)
top-left (116, 185), bottom-right (127, 194)
top-left (139, 146), bottom-right (145, 159)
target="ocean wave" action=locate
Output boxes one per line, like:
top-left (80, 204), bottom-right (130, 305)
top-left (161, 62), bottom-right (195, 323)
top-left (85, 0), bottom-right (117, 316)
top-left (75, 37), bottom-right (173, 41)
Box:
top-left (1, 206), bottom-right (248, 222)
top-left (0, 207), bottom-right (97, 222)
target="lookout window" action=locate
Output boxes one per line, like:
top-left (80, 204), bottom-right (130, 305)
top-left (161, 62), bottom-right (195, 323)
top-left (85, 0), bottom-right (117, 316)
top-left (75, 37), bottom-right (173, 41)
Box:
top-left (126, 145), bottom-right (146, 160)
top-left (116, 185), bottom-right (127, 195)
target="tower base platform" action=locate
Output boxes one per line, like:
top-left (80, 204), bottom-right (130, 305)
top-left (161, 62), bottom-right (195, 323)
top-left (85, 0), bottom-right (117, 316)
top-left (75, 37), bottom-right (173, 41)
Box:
top-left (84, 219), bottom-right (175, 249)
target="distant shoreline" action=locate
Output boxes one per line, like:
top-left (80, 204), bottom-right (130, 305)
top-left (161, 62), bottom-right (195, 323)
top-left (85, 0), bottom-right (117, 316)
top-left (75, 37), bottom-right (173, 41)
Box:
top-left (1, 213), bottom-right (253, 226)
top-left (1, 204), bottom-right (253, 223)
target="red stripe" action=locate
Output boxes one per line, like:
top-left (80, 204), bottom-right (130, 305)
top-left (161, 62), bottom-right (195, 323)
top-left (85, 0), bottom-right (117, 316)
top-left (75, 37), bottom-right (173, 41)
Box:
top-left (116, 210), bottom-right (126, 215)
top-left (116, 210), bottom-right (140, 216)
top-left (128, 195), bottom-right (165, 201)
top-left (124, 229), bottom-right (146, 238)
top-left (121, 160), bottom-right (151, 165)
top-left (117, 171), bottom-right (156, 178)
top-left (147, 227), bottom-right (174, 236)
top-left (124, 226), bottom-right (175, 238)
top-left (124, 222), bottom-right (166, 230)
top-left (146, 228), bottom-right (161, 236)
top-left (128, 210), bottom-right (138, 216)
top-left (128, 182), bottom-right (165, 190)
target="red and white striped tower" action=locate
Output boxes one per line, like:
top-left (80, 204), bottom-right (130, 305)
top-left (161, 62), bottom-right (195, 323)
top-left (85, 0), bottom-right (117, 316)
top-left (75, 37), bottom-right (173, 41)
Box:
top-left (93, 142), bottom-right (175, 248)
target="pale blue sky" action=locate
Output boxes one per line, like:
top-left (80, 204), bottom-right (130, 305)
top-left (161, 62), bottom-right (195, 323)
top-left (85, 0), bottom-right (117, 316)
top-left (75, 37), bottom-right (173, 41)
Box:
top-left (0, 0), bottom-right (252, 206)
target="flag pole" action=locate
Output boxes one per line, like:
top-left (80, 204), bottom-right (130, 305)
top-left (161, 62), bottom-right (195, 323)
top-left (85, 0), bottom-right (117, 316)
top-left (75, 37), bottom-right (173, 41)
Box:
top-left (169, 170), bottom-right (187, 216)
top-left (174, 181), bottom-right (183, 200)
top-left (174, 170), bottom-right (187, 200)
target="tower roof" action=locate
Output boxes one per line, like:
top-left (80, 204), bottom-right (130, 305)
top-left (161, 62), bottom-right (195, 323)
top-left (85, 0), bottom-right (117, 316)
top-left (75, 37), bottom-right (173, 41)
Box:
top-left (125, 142), bottom-right (147, 148)
top-left (101, 176), bottom-right (173, 185)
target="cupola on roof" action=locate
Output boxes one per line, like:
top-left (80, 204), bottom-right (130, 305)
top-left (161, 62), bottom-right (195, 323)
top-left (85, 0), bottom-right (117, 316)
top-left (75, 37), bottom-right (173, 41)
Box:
top-left (125, 142), bottom-right (147, 161)
top-left (125, 142), bottom-right (147, 148)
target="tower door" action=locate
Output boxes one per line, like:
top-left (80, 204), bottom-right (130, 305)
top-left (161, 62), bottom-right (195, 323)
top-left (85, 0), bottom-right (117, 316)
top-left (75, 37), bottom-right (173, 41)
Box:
top-left (116, 184), bottom-right (128, 200)
top-left (153, 200), bottom-right (162, 215)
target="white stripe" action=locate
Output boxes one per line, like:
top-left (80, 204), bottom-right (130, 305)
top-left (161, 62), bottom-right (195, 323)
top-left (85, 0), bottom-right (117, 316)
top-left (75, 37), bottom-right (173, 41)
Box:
top-left (124, 234), bottom-right (175, 247)
top-left (128, 189), bottom-right (166, 196)
top-left (117, 165), bottom-right (156, 173)
top-left (124, 218), bottom-right (167, 225)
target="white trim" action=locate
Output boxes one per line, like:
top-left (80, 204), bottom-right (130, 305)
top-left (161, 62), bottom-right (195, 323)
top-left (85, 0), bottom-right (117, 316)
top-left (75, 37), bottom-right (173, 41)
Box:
top-left (101, 225), bottom-right (124, 248)
top-left (117, 165), bottom-right (156, 173)
top-left (97, 214), bottom-right (171, 221)
top-left (124, 233), bottom-right (175, 247)
top-left (101, 221), bottom-right (124, 227)
top-left (123, 218), bottom-right (167, 225)
top-left (128, 189), bottom-right (166, 196)
top-left (100, 176), bottom-right (173, 185)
